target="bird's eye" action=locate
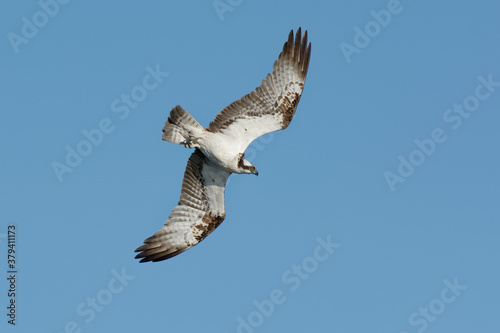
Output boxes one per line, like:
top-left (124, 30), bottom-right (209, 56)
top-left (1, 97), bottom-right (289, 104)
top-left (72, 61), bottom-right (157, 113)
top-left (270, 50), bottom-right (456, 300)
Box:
top-left (250, 166), bottom-right (255, 170)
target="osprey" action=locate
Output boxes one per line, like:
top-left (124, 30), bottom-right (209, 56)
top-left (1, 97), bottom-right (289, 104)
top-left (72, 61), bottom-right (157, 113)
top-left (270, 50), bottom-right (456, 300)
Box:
top-left (135, 28), bottom-right (311, 262)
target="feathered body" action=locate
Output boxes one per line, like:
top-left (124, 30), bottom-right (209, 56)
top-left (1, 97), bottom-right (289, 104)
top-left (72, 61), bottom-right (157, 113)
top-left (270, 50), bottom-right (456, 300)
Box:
top-left (135, 28), bottom-right (311, 262)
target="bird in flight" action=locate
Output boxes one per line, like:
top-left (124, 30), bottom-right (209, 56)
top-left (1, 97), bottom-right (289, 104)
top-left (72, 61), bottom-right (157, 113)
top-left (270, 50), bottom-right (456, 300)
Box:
top-left (135, 28), bottom-right (311, 262)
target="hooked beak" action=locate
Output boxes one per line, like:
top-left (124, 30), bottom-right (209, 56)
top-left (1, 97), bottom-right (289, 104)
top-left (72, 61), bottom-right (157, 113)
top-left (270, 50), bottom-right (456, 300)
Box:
top-left (252, 169), bottom-right (259, 176)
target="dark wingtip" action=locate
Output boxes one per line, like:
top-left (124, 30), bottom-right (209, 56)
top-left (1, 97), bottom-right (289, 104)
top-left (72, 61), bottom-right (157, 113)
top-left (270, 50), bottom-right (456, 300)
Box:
top-left (284, 29), bottom-right (294, 52)
top-left (286, 28), bottom-right (311, 76)
top-left (134, 253), bottom-right (150, 263)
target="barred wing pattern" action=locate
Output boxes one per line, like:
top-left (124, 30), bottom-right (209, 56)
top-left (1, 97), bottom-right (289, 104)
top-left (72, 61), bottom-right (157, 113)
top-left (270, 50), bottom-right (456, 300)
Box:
top-left (135, 149), bottom-right (230, 262)
top-left (208, 28), bottom-right (311, 152)
top-left (135, 28), bottom-right (311, 262)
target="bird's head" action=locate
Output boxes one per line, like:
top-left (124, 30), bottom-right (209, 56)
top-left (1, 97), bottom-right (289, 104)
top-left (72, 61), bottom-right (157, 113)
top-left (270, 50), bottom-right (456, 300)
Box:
top-left (237, 154), bottom-right (259, 176)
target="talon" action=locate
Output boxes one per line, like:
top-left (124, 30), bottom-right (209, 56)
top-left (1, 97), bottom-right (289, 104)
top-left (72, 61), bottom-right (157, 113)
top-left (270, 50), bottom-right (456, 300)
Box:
top-left (181, 140), bottom-right (192, 148)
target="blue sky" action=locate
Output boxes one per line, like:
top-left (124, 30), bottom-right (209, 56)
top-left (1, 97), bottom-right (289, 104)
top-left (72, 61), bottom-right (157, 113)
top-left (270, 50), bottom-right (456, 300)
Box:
top-left (1, 0), bottom-right (499, 332)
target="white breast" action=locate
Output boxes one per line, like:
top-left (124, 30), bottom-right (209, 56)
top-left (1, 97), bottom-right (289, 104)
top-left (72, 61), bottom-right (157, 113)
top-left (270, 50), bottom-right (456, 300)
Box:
top-left (198, 131), bottom-right (242, 173)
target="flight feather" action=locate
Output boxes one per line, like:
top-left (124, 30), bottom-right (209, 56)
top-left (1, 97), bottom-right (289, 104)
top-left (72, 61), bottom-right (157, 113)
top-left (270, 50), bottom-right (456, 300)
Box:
top-left (207, 28), bottom-right (311, 152)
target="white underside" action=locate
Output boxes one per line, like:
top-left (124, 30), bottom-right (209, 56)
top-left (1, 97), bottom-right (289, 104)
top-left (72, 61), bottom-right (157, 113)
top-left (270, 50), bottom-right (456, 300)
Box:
top-left (191, 113), bottom-right (284, 173)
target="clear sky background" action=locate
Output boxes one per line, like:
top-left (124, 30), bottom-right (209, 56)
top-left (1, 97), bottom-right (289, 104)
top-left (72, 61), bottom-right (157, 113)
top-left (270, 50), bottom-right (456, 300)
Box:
top-left (1, 1), bottom-right (499, 332)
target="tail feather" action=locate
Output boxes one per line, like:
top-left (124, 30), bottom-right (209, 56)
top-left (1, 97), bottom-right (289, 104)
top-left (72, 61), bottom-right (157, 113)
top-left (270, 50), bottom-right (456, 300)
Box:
top-left (162, 105), bottom-right (204, 144)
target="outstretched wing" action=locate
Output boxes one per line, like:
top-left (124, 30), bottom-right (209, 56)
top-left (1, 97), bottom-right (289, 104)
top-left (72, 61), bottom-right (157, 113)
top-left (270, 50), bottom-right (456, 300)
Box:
top-left (135, 149), bottom-right (230, 262)
top-left (207, 28), bottom-right (311, 152)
